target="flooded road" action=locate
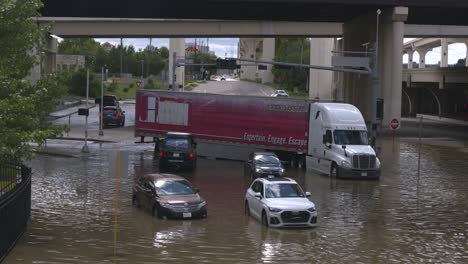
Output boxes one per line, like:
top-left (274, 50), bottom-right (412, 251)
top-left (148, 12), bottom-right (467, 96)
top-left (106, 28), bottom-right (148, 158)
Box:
top-left (5, 138), bottom-right (468, 263)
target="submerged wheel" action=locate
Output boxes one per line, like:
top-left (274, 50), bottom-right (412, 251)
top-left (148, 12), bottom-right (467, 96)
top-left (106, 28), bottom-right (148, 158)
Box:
top-left (245, 201), bottom-right (250, 217)
top-left (261, 211), bottom-right (269, 227)
top-left (153, 205), bottom-right (165, 219)
top-left (331, 163), bottom-right (339, 178)
top-left (132, 195), bottom-right (140, 208)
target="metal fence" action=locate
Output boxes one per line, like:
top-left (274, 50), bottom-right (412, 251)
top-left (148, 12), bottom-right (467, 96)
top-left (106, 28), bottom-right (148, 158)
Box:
top-left (0, 164), bottom-right (32, 262)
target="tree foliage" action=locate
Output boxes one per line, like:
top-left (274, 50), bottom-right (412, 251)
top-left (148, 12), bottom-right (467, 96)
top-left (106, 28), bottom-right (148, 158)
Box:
top-left (58, 39), bottom-right (168, 77)
top-left (272, 38), bottom-right (310, 91)
top-left (0, 0), bottom-right (66, 163)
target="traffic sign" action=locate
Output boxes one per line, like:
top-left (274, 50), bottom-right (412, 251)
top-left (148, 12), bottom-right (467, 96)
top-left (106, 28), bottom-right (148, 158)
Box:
top-left (390, 118), bottom-right (399, 130)
top-left (136, 80), bottom-right (142, 88)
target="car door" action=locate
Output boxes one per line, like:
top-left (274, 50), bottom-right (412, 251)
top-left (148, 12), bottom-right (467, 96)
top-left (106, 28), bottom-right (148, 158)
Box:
top-left (136, 177), bottom-right (148, 207)
top-left (320, 129), bottom-right (333, 173)
top-left (249, 181), bottom-right (264, 220)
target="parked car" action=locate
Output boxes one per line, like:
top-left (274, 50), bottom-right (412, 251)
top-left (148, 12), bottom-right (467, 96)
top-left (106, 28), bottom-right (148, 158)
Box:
top-left (102, 106), bottom-right (125, 128)
top-left (271, 90), bottom-right (289, 97)
top-left (133, 173), bottom-right (207, 219)
top-left (244, 152), bottom-right (284, 180)
top-left (159, 132), bottom-right (197, 170)
top-left (244, 177), bottom-right (317, 228)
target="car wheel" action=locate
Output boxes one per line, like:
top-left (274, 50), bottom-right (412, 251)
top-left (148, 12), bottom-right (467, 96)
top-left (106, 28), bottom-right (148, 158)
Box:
top-left (159, 161), bottom-right (166, 171)
top-left (245, 201), bottom-right (250, 217)
top-left (261, 211), bottom-right (269, 227)
top-left (121, 119), bottom-right (125, 127)
top-left (153, 205), bottom-right (165, 219)
top-left (132, 195), bottom-right (140, 208)
top-left (331, 163), bottom-right (339, 178)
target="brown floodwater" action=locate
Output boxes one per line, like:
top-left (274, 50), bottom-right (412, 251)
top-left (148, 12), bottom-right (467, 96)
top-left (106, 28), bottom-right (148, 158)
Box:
top-left (4, 138), bottom-right (468, 263)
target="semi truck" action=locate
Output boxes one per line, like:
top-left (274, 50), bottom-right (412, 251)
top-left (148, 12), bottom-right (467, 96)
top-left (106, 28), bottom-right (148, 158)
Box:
top-left (135, 90), bottom-right (380, 179)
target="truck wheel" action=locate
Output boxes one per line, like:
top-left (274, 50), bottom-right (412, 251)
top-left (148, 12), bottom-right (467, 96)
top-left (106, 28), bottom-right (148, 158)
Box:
top-left (331, 163), bottom-right (339, 178)
top-left (298, 156), bottom-right (306, 170)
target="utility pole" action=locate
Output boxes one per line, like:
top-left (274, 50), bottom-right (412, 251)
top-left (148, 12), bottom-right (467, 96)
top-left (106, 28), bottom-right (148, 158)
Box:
top-left (141, 59), bottom-right (144, 86)
top-left (120, 38), bottom-right (123, 78)
top-left (172, 52), bottom-right (177, 91)
top-left (99, 67), bottom-right (104, 136)
top-left (82, 69), bottom-right (90, 153)
top-left (370, 9), bottom-right (381, 149)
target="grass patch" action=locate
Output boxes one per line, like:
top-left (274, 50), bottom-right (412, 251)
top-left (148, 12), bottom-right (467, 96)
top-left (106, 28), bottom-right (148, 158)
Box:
top-left (104, 82), bottom-right (137, 100)
top-left (0, 181), bottom-right (16, 192)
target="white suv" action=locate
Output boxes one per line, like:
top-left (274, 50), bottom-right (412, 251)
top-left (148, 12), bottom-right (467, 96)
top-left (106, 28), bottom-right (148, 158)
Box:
top-left (244, 177), bottom-right (317, 228)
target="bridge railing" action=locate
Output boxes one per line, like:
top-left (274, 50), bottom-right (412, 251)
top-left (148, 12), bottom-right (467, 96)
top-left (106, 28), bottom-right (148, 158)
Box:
top-left (0, 163), bottom-right (32, 262)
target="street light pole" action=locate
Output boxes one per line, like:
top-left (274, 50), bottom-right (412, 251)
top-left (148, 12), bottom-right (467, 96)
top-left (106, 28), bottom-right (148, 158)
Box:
top-left (82, 69), bottom-right (90, 153)
top-left (99, 66), bottom-right (104, 136)
top-left (370, 9), bottom-right (381, 149)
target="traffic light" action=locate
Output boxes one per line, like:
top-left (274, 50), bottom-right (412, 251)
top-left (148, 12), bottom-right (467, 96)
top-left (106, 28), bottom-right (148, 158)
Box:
top-left (216, 58), bottom-right (238, 69)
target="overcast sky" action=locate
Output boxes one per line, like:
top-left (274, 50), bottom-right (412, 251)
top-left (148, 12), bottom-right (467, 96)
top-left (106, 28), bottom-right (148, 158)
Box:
top-left (92, 37), bottom-right (467, 64)
top-left (94, 38), bottom-right (239, 58)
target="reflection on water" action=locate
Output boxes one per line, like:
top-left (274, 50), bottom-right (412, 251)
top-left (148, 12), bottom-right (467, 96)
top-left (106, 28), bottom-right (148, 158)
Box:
top-left (5, 138), bottom-right (468, 263)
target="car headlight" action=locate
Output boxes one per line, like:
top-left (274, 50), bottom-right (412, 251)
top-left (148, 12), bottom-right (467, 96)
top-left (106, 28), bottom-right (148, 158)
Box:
top-left (375, 158), bottom-right (381, 169)
top-left (341, 160), bottom-right (352, 169)
top-left (255, 168), bottom-right (262, 173)
top-left (280, 168), bottom-right (285, 174)
top-left (307, 207), bottom-right (316, 212)
top-left (159, 201), bottom-right (170, 207)
top-left (199, 200), bottom-right (207, 208)
top-left (268, 207), bottom-right (282, 213)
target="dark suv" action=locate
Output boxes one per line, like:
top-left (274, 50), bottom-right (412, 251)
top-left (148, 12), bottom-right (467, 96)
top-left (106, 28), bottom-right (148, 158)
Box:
top-left (103, 106), bottom-right (125, 128)
top-left (95, 95), bottom-right (119, 107)
top-left (159, 132), bottom-right (197, 171)
top-left (244, 152), bottom-right (285, 180)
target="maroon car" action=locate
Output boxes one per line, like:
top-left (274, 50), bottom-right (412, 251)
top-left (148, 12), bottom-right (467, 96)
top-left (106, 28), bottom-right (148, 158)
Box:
top-left (132, 173), bottom-right (207, 219)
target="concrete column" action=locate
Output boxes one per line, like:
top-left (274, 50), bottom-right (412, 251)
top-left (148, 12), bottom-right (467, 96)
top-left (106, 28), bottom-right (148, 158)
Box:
top-left (169, 38), bottom-right (185, 90)
top-left (309, 38), bottom-right (334, 100)
top-left (343, 7), bottom-right (408, 127)
top-left (381, 7), bottom-right (407, 126)
top-left (261, 38), bottom-right (275, 84)
top-left (407, 49), bottom-right (414, 69)
top-left (44, 35), bottom-right (57, 74)
top-left (417, 48), bottom-right (429, 68)
top-left (239, 38), bottom-right (261, 81)
top-left (441, 38), bottom-right (448, 67)
top-left (465, 42), bottom-right (468, 67)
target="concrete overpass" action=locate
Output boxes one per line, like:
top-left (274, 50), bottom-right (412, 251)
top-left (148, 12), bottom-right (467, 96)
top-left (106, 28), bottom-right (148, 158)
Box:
top-left (37, 0), bottom-right (468, 127)
top-left (404, 38), bottom-right (468, 68)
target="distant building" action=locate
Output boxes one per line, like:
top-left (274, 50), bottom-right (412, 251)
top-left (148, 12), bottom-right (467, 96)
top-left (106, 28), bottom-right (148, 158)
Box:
top-left (185, 41), bottom-right (213, 55)
top-left (56, 54), bottom-right (85, 72)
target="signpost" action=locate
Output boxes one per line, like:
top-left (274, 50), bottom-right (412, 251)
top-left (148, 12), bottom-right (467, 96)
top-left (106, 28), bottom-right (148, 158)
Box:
top-left (390, 118), bottom-right (399, 153)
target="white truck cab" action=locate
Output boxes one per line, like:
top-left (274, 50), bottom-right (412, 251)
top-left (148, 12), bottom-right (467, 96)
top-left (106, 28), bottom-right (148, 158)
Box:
top-left (306, 103), bottom-right (381, 179)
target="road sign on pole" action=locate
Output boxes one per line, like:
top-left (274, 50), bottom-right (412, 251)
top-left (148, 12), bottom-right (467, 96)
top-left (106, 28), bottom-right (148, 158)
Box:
top-left (390, 118), bottom-right (400, 130)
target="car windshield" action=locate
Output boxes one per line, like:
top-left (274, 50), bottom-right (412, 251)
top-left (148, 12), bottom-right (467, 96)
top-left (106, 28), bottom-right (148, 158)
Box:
top-left (164, 138), bottom-right (190, 149)
top-left (155, 180), bottom-right (195, 196)
top-left (265, 183), bottom-right (304, 198)
top-left (333, 130), bottom-right (368, 145)
top-left (254, 154), bottom-right (280, 164)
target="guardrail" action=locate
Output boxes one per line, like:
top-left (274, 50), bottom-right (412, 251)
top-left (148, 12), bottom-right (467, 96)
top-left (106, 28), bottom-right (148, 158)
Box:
top-left (0, 164), bottom-right (32, 262)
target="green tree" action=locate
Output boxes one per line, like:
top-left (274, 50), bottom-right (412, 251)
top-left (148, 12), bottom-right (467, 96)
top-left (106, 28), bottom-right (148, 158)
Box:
top-left (272, 38), bottom-right (310, 91)
top-left (58, 38), bottom-right (103, 68)
top-left (0, 0), bottom-right (66, 163)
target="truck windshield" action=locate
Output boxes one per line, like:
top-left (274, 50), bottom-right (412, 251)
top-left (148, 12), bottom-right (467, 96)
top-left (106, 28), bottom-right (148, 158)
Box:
top-left (333, 130), bottom-right (368, 145)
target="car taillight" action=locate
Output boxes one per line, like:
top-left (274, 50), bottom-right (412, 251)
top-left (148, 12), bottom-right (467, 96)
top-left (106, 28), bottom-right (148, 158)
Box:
top-left (116, 112), bottom-right (120, 118)
top-left (189, 153), bottom-right (194, 159)
top-left (159, 152), bottom-right (164, 158)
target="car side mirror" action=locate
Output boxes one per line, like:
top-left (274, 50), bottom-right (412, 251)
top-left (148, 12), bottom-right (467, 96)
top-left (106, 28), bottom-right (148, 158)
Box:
top-left (122, 111), bottom-right (126, 114)
top-left (254, 192), bottom-right (263, 200)
top-left (325, 142), bottom-right (332, 149)
top-left (194, 188), bottom-right (200, 193)
top-left (305, 192), bottom-right (311, 197)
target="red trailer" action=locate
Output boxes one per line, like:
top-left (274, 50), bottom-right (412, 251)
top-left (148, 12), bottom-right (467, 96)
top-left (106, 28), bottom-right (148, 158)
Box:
top-left (135, 90), bottom-right (309, 154)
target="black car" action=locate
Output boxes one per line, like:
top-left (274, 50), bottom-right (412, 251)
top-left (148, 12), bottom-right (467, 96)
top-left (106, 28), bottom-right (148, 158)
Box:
top-left (95, 95), bottom-right (119, 107)
top-left (132, 173), bottom-right (207, 219)
top-left (102, 106), bottom-right (125, 128)
top-left (159, 132), bottom-right (197, 171)
top-left (244, 152), bottom-right (285, 180)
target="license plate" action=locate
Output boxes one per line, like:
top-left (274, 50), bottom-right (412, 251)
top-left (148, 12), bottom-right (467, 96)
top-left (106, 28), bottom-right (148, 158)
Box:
top-left (182, 212), bottom-right (192, 218)
top-left (173, 153), bottom-right (180, 157)
top-left (267, 175), bottom-right (274, 178)
top-left (361, 172), bottom-right (368, 176)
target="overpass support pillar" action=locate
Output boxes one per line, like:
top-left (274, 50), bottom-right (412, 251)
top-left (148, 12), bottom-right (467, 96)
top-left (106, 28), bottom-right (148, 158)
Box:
top-left (309, 38), bottom-right (334, 101)
top-left (407, 50), bottom-right (414, 69)
top-left (343, 7), bottom-right (408, 127)
top-left (464, 42), bottom-right (468, 67)
top-left (417, 48), bottom-right (430, 69)
top-left (169, 38), bottom-right (185, 90)
top-left (44, 35), bottom-right (57, 74)
top-left (261, 38), bottom-right (275, 84)
top-left (441, 38), bottom-right (449, 68)
top-left (239, 38), bottom-right (262, 81)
